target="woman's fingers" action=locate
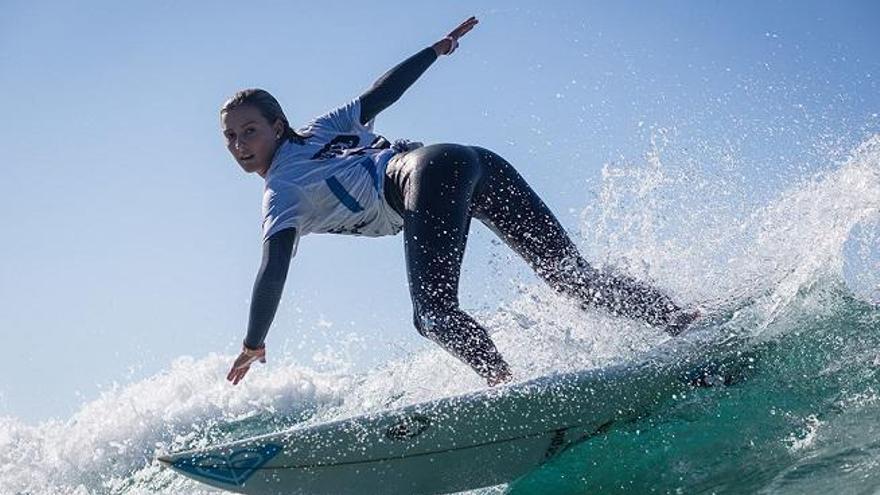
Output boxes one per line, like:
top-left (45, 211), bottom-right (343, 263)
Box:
top-left (227, 364), bottom-right (246, 383)
top-left (449, 16), bottom-right (478, 40)
top-left (226, 348), bottom-right (266, 385)
top-left (455, 18), bottom-right (477, 37)
top-left (231, 366), bottom-right (249, 385)
top-left (227, 356), bottom-right (252, 384)
top-left (235, 369), bottom-right (248, 385)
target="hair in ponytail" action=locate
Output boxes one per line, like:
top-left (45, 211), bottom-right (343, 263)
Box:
top-left (220, 89), bottom-right (309, 144)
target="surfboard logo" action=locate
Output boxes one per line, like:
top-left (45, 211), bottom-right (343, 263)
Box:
top-left (542, 429), bottom-right (568, 462)
top-left (385, 414), bottom-right (431, 440)
top-left (171, 443), bottom-right (283, 486)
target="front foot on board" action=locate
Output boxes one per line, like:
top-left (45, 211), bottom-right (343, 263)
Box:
top-left (485, 362), bottom-right (513, 387)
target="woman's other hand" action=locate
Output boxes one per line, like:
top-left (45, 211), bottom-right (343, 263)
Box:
top-left (226, 344), bottom-right (267, 385)
top-left (433, 16), bottom-right (479, 56)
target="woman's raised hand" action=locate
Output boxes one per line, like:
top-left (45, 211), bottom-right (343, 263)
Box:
top-left (433, 16), bottom-right (479, 56)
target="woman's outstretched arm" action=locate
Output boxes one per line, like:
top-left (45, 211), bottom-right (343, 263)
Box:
top-left (358, 16), bottom-right (479, 125)
top-left (227, 227), bottom-right (297, 385)
top-left (358, 47), bottom-right (437, 126)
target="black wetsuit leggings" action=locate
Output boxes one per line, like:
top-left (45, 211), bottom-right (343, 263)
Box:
top-left (383, 143), bottom-right (690, 382)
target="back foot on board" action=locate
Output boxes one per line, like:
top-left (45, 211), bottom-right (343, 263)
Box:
top-left (664, 308), bottom-right (702, 336)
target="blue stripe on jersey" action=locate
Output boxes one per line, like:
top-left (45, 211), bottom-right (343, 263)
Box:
top-left (357, 157), bottom-right (381, 192)
top-left (325, 176), bottom-right (365, 213)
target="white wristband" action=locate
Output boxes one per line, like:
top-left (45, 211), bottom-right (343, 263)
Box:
top-left (444, 36), bottom-right (459, 55)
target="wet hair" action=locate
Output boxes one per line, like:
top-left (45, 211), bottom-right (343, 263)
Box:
top-left (220, 88), bottom-right (309, 144)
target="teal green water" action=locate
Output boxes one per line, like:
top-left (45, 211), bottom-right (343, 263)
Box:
top-left (2, 280), bottom-right (877, 495)
top-left (508, 286), bottom-right (880, 495)
top-left (149, 283), bottom-right (880, 495)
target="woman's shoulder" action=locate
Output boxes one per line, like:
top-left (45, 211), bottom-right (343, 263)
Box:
top-left (262, 174), bottom-right (305, 206)
top-left (272, 138), bottom-right (314, 162)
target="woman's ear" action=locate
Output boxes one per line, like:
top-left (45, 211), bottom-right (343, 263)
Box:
top-left (273, 119), bottom-right (285, 139)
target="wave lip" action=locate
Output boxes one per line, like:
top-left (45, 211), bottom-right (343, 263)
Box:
top-left (0, 354), bottom-right (352, 495)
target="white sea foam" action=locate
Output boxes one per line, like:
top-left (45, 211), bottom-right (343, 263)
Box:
top-left (579, 132), bottom-right (880, 334)
top-left (0, 354), bottom-right (352, 494)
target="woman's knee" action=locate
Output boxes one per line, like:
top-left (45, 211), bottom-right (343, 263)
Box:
top-left (412, 310), bottom-right (435, 338)
top-left (412, 308), bottom-right (443, 339)
top-left (411, 302), bottom-right (458, 339)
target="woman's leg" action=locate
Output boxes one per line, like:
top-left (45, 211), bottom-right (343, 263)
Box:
top-left (386, 143), bottom-right (512, 384)
top-left (469, 146), bottom-right (698, 334)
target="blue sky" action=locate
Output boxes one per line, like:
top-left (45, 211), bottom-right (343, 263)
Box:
top-left (1, 1), bottom-right (878, 422)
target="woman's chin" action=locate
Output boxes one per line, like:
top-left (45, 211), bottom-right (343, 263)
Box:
top-left (239, 162), bottom-right (267, 175)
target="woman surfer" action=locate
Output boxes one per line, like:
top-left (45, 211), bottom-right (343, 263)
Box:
top-left (222, 16), bottom-right (699, 387)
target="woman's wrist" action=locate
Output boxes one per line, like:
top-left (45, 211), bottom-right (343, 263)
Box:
top-left (242, 340), bottom-right (265, 353)
top-left (431, 36), bottom-right (457, 57)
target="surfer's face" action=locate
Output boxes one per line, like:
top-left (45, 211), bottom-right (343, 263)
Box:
top-left (221, 105), bottom-right (284, 177)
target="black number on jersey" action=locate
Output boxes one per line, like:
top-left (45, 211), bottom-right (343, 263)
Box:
top-left (311, 135), bottom-right (362, 160)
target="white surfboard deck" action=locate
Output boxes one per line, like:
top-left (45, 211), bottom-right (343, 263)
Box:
top-left (157, 323), bottom-right (737, 495)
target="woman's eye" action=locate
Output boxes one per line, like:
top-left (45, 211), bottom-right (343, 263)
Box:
top-left (245, 128), bottom-right (255, 135)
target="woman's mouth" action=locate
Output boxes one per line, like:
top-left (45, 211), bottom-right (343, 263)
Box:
top-left (240, 154), bottom-right (255, 162)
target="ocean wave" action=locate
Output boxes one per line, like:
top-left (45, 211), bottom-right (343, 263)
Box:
top-left (3, 135), bottom-right (879, 494)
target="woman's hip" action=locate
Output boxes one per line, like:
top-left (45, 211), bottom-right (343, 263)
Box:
top-left (384, 143), bottom-right (489, 214)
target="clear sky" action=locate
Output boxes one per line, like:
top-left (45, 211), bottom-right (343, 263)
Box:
top-left (1, 1), bottom-right (878, 422)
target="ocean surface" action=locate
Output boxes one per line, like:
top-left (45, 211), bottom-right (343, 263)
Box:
top-left (2, 135), bottom-right (879, 494)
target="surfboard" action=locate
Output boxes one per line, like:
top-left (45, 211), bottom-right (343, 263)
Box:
top-left (157, 321), bottom-right (740, 495)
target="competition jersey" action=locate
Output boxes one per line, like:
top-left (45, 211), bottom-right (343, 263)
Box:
top-left (261, 98), bottom-right (404, 252)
